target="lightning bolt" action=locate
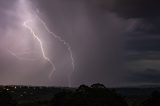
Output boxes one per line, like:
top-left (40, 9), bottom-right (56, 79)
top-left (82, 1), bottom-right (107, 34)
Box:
top-left (8, 0), bottom-right (75, 86)
top-left (36, 15), bottom-right (75, 71)
top-left (35, 13), bottom-right (75, 87)
top-left (23, 20), bottom-right (56, 79)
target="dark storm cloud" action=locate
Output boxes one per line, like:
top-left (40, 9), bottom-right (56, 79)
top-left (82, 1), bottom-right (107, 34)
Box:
top-left (113, 0), bottom-right (160, 19)
top-left (128, 68), bottom-right (160, 83)
top-left (84, 0), bottom-right (160, 19)
top-left (127, 51), bottom-right (160, 61)
top-left (112, 0), bottom-right (160, 53)
top-left (101, 2), bottom-right (160, 81)
top-left (106, 0), bottom-right (160, 85)
top-left (127, 36), bottom-right (160, 51)
top-left (110, 0), bottom-right (160, 57)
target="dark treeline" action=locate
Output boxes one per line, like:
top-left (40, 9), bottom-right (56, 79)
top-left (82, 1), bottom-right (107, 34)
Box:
top-left (51, 83), bottom-right (128, 106)
top-left (0, 84), bottom-right (159, 106)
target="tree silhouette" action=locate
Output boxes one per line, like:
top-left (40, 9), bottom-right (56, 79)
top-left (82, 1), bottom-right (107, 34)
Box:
top-left (51, 84), bottom-right (128, 106)
top-left (140, 90), bottom-right (160, 106)
top-left (91, 83), bottom-right (106, 89)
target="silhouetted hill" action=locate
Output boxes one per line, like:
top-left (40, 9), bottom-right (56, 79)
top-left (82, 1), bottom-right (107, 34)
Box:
top-left (0, 85), bottom-right (159, 106)
top-left (139, 90), bottom-right (160, 106)
top-left (51, 84), bottom-right (128, 106)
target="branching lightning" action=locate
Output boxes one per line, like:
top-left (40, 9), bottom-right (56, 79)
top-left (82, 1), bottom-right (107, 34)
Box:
top-left (7, 0), bottom-right (75, 86)
top-left (36, 15), bottom-right (75, 71)
top-left (23, 20), bottom-right (56, 79)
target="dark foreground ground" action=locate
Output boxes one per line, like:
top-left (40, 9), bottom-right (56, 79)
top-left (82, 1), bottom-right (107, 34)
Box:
top-left (0, 84), bottom-right (160, 106)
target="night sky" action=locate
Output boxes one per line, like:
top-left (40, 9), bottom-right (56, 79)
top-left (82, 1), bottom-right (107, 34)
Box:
top-left (0, 0), bottom-right (160, 87)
